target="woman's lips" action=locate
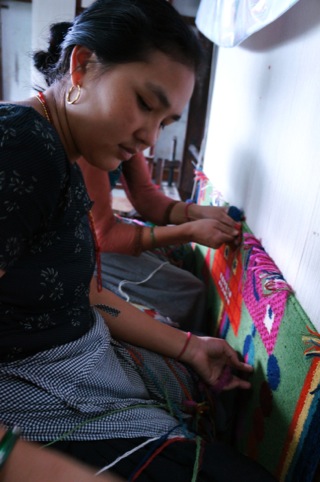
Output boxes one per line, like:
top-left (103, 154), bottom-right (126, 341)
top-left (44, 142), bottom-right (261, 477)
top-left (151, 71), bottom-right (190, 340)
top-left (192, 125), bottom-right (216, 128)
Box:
top-left (118, 145), bottom-right (138, 161)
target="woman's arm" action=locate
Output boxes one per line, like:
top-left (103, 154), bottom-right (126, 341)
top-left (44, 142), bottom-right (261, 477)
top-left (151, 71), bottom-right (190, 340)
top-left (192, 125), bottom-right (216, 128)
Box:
top-left (120, 153), bottom-right (176, 225)
top-left (120, 154), bottom-right (241, 231)
top-left (90, 280), bottom-right (253, 390)
top-left (0, 427), bottom-right (122, 482)
top-left (79, 155), bottom-right (241, 254)
top-left (90, 279), bottom-right (191, 357)
top-left (139, 218), bottom-right (241, 251)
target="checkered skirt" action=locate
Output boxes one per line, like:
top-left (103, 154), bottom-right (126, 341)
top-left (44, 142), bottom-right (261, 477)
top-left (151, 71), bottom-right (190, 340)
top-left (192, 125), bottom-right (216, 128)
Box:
top-left (0, 310), bottom-right (200, 442)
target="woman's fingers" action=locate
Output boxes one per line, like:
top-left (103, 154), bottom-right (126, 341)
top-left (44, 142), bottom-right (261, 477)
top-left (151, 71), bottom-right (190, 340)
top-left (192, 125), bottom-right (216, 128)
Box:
top-left (224, 375), bottom-right (252, 391)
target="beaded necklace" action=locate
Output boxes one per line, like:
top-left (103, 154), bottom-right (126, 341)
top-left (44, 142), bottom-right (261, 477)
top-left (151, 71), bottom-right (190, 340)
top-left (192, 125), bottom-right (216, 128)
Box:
top-left (35, 91), bottom-right (102, 292)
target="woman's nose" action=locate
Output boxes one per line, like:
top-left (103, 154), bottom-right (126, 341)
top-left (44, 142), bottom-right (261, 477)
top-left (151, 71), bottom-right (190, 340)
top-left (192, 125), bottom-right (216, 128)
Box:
top-left (135, 122), bottom-right (160, 149)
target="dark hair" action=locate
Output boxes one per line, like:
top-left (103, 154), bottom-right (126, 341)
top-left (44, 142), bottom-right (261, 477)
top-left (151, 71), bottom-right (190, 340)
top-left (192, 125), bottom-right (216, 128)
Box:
top-left (34, 0), bottom-right (203, 86)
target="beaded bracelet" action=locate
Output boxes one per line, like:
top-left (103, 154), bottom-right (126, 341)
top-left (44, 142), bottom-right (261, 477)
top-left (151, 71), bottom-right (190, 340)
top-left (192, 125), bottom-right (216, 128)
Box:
top-left (184, 201), bottom-right (194, 222)
top-left (176, 331), bottom-right (192, 361)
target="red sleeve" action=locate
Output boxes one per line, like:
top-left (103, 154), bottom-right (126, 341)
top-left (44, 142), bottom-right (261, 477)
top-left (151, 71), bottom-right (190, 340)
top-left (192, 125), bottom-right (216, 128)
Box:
top-left (120, 152), bottom-right (174, 225)
top-left (78, 154), bottom-right (177, 255)
top-left (78, 158), bottom-right (142, 255)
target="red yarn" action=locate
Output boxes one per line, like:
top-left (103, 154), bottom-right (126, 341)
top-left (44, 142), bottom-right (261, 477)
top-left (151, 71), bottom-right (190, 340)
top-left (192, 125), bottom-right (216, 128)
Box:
top-left (131, 437), bottom-right (186, 481)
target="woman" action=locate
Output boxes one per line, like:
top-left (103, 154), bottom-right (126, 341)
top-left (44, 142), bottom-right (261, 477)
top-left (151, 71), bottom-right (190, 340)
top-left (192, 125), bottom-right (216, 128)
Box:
top-left (0, 0), bottom-right (275, 480)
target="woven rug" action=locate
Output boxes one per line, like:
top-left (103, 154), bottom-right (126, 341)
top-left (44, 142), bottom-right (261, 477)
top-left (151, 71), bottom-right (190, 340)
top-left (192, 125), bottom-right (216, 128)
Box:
top-left (193, 176), bottom-right (320, 482)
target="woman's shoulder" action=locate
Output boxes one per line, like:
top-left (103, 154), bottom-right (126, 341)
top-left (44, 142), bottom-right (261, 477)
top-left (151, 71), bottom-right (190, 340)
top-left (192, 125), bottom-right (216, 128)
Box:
top-left (0, 103), bottom-right (67, 187)
top-left (1, 102), bottom-right (41, 125)
top-left (0, 102), bottom-right (54, 136)
top-left (0, 103), bottom-right (58, 149)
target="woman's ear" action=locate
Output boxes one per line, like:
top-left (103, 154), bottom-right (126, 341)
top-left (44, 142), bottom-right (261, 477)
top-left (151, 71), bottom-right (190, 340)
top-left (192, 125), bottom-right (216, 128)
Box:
top-left (69, 45), bottom-right (93, 86)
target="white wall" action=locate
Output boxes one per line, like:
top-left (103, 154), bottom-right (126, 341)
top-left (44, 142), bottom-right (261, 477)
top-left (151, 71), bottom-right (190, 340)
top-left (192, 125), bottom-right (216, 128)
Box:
top-left (0, 0), bottom-right (76, 100)
top-left (202, 0), bottom-right (320, 329)
top-left (31, 0), bottom-right (76, 90)
top-left (1, 1), bottom-right (32, 100)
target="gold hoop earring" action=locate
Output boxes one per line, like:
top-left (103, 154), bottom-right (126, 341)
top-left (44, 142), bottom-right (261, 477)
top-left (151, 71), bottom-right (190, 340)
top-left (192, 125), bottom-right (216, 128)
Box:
top-left (66, 84), bottom-right (81, 105)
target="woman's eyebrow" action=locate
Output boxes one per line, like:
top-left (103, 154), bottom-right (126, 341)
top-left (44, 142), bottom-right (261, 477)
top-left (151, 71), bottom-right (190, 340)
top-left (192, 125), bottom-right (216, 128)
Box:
top-left (145, 82), bottom-right (181, 121)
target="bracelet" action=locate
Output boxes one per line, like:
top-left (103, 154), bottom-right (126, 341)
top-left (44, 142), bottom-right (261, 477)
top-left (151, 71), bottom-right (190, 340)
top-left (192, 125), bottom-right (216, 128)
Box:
top-left (163, 200), bottom-right (180, 225)
top-left (0, 426), bottom-right (20, 469)
top-left (176, 331), bottom-right (192, 361)
top-left (184, 201), bottom-right (194, 222)
top-left (150, 226), bottom-right (156, 248)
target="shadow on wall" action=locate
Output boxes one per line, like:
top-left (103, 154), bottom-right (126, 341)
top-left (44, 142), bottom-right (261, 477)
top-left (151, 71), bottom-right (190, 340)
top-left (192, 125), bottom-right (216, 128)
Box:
top-left (240, 0), bottom-right (320, 52)
top-left (226, 148), bottom-right (265, 224)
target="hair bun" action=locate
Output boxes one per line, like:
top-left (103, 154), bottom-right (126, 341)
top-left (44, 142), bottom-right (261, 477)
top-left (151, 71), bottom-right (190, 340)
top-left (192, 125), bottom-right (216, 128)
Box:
top-left (33, 50), bottom-right (53, 73)
top-left (48, 22), bottom-right (73, 56)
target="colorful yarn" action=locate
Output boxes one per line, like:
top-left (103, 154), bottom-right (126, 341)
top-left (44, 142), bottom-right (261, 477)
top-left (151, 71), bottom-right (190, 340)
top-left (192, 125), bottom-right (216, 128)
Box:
top-left (164, 358), bottom-right (193, 401)
top-left (211, 365), bottom-right (232, 394)
top-left (130, 436), bottom-right (187, 481)
top-left (267, 354), bottom-right (281, 391)
top-left (211, 243), bottom-right (243, 335)
top-left (227, 205), bottom-right (244, 222)
top-left (191, 436), bottom-right (203, 482)
top-left (243, 333), bottom-right (255, 365)
top-left (95, 436), bottom-right (161, 475)
top-left (124, 342), bottom-right (217, 442)
top-left (243, 233), bottom-right (293, 355)
top-left (244, 234), bottom-right (294, 297)
top-left (127, 424), bottom-right (185, 480)
top-left (193, 177), bottom-right (320, 480)
top-left (302, 325), bottom-right (320, 358)
top-left (43, 403), bottom-right (166, 447)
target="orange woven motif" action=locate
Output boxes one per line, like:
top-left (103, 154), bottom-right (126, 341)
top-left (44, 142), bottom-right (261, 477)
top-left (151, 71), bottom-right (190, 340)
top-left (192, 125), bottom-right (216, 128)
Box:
top-left (211, 244), bottom-right (243, 335)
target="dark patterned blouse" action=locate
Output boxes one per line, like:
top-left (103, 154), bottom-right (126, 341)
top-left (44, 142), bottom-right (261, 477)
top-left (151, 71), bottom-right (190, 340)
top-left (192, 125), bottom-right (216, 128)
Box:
top-left (0, 104), bottom-right (95, 361)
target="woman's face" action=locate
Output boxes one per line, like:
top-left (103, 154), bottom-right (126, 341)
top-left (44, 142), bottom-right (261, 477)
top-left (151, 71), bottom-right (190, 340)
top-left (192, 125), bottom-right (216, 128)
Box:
top-left (67, 50), bottom-right (195, 171)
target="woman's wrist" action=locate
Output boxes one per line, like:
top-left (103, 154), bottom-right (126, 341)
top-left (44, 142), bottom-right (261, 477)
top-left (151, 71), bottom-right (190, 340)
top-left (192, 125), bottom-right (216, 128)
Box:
top-left (184, 201), bottom-right (194, 222)
top-left (149, 226), bottom-right (156, 248)
top-left (141, 223), bottom-right (193, 250)
top-left (184, 202), bottom-right (205, 222)
top-left (176, 332), bottom-right (192, 360)
top-left (139, 225), bottom-right (156, 251)
top-left (163, 200), bottom-right (182, 225)
top-left (170, 201), bottom-right (201, 224)
top-left (176, 331), bottom-right (201, 365)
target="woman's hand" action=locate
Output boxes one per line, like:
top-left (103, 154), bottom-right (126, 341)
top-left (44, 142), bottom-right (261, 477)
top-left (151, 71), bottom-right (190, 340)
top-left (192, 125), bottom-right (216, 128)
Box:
top-left (180, 334), bottom-right (253, 391)
top-left (187, 218), bottom-right (241, 249)
top-left (193, 205), bottom-right (230, 221)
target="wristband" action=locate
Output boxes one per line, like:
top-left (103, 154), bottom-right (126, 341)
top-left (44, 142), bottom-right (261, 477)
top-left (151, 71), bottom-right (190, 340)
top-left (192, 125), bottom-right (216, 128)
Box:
top-left (176, 331), bottom-right (192, 360)
top-left (150, 226), bottom-right (156, 248)
top-left (0, 426), bottom-right (20, 469)
top-left (133, 224), bottom-right (143, 256)
top-left (163, 200), bottom-right (180, 225)
top-left (184, 201), bottom-right (194, 222)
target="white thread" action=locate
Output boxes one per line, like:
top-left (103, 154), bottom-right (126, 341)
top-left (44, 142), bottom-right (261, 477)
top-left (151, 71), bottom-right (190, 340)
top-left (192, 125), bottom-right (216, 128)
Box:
top-left (118, 261), bottom-right (169, 302)
top-left (95, 436), bottom-right (160, 475)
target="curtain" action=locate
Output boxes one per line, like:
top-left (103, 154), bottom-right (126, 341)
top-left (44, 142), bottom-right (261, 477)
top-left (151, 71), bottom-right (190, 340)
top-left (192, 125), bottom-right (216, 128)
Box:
top-left (195, 0), bottom-right (300, 47)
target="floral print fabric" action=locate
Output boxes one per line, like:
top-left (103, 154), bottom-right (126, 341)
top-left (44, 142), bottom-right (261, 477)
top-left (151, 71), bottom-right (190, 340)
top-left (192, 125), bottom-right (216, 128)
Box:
top-left (0, 105), bottom-right (95, 361)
